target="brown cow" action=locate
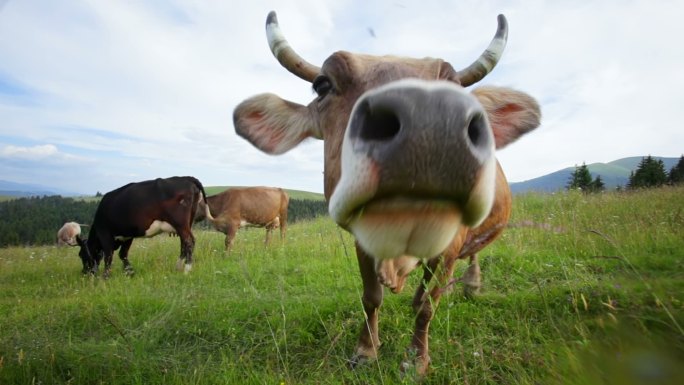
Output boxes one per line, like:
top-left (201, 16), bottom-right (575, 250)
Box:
top-left (194, 187), bottom-right (289, 250)
top-left (233, 11), bottom-right (541, 376)
top-left (57, 222), bottom-right (82, 246)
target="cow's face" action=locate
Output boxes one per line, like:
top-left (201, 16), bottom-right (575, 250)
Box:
top-left (234, 13), bottom-right (540, 260)
top-left (76, 235), bottom-right (99, 273)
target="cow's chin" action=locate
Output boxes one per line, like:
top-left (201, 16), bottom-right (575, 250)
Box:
top-left (347, 198), bottom-right (463, 261)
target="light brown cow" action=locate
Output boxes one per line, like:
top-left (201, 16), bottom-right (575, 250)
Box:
top-left (57, 222), bottom-right (82, 246)
top-left (233, 11), bottom-right (541, 376)
top-left (195, 187), bottom-right (289, 250)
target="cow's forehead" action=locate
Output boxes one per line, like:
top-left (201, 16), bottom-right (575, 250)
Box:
top-left (321, 51), bottom-right (459, 86)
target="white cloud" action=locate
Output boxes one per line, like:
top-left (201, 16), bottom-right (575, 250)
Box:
top-left (0, 144), bottom-right (85, 163)
top-left (1, 144), bottom-right (58, 160)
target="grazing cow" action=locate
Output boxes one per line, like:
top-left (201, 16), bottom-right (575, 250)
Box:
top-left (194, 186), bottom-right (289, 250)
top-left (76, 176), bottom-right (213, 277)
top-left (232, 11), bottom-right (541, 376)
top-left (57, 222), bottom-right (82, 246)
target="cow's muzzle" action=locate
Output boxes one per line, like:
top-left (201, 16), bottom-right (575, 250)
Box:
top-left (329, 79), bottom-right (497, 260)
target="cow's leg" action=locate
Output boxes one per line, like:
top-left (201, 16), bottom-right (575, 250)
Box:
top-left (264, 227), bottom-right (273, 245)
top-left (103, 249), bottom-right (115, 279)
top-left (411, 258), bottom-right (440, 313)
top-left (350, 244), bottom-right (384, 368)
top-left (462, 253), bottom-right (481, 297)
top-left (176, 228), bottom-right (195, 274)
top-left (119, 239), bottom-right (134, 276)
top-left (223, 223), bottom-right (237, 251)
top-left (91, 251), bottom-right (103, 275)
top-left (405, 254), bottom-right (458, 377)
top-left (279, 217), bottom-right (287, 241)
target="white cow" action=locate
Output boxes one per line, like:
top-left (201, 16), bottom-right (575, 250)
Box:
top-left (57, 222), bottom-right (82, 246)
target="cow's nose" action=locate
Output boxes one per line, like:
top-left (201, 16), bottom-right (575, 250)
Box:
top-left (348, 82), bottom-right (493, 162)
top-left (351, 95), bottom-right (491, 159)
top-left (353, 101), bottom-right (401, 142)
top-left (345, 80), bottom-right (494, 201)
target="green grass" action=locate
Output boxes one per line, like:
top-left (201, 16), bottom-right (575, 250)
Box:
top-left (204, 186), bottom-right (325, 201)
top-left (1, 187), bottom-right (683, 384)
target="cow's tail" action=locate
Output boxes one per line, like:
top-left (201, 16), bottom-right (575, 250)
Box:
top-left (188, 176), bottom-right (216, 222)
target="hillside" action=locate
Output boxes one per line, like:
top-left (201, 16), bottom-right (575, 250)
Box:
top-left (0, 184), bottom-right (326, 202)
top-left (0, 179), bottom-right (79, 197)
top-left (510, 156), bottom-right (680, 193)
top-left (205, 186), bottom-right (325, 201)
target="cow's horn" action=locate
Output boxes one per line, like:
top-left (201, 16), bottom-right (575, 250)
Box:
top-left (456, 14), bottom-right (508, 87)
top-left (266, 11), bottom-right (320, 82)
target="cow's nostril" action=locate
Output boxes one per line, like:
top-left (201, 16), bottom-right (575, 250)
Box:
top-left (359, 105), bottom-right (401, 141)
top-left (467, 113), bottom-right (486, 148)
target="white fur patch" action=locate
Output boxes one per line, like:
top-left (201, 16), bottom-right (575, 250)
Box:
top-left (348, 199), bottom-right (462, 260)
top-left (329, 154), bottom-right (378, 228)
top-left (144, 220), bottom-right (176, 237)
top-left (463, 156), bottom-right (497, 227)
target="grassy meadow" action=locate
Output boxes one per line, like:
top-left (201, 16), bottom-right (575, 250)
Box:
top-left (1, 187), bottom-right (683, 384)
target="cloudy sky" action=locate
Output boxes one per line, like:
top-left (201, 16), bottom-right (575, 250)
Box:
top-left (1, 0), bottom-right (682, 195)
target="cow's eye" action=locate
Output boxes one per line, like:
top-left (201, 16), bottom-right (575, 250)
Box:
top-left (313, 75), bottom-right (333, 97)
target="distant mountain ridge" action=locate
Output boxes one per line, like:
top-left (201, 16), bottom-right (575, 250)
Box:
top-left (0, 180), bottom-right (80, 197)
top-left (510, 156), bottom-right (680, 194)
top-left (2, 156), bottom-right (679, 198)
top-left (0, 180), bottom-right (326, 201)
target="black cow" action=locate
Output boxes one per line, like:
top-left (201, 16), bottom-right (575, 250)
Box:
top-left (76, 176), bottom-right (213, 277)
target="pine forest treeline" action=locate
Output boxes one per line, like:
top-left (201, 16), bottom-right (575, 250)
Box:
top-left (568, 155), bottom-right (684, 193)
top-left (0, 196), bottom-right (96, 247)
top-left (0, 196), bottom-right (328, 248)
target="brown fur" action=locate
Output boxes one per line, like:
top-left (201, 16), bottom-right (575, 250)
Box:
top-left (196, 187), bottom-right (289, 250)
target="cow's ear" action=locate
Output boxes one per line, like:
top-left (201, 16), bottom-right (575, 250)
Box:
top-left (233, 93), bottom-right (322, 155)
top-left (471, 86), bottom-right (541, 150)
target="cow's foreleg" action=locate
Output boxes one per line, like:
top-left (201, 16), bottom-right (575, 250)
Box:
top-left (351, 244), bottom-right (383, 368)
top-left (411, 258), bottom-right (440, 313)
top-left (405, 254), bottom-right (458, 377)
top-left (91, 251), bottom-right (103, 275)
top-left (224, 223), bottom-right (237, 251)
top-left (264, 228), bottom-right (272, 245)
top-left (462, 253), bottom-right (481, 297)
top-left (103, 250), bottom-right (115, 279)
top-left (176, 229), bottom-right (195, 274)
top-left (119, 239), bottom-right (134, 276)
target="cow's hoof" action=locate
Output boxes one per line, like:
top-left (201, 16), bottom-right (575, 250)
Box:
top-left (463, 283), bottom-right (481, 299)
top-left (124, 266), bottom-right (135, 277)
top-left (349, 353), bottom-right (373, 370)
top-left (400, 355), bottom-right (430, 378)
top-left (103, 269), bottom-right (112, 279)
top-left (184, 264), bottom-right (192, 274)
